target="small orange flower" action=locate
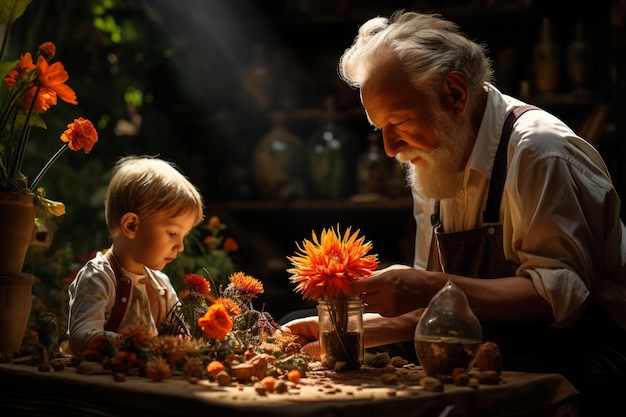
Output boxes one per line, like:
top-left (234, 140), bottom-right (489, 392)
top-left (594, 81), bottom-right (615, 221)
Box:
top-left (145, 357), bottom-right (172, 382)
top-left (4, 52), bottom-right (36, 87)
top-left (213, 297), bottom-right (242, 317)
top-left (198, 303), bottom-right (233, 340)
top-left (223, 237), bottom-right (239, 252)
top-left (60, 117), bottom-right (98, 153)
top-left (208, 216), bottom-right (221, 229)
top-left (287, 225), bottom-right (379, 301)
top-left (81, 334), bottom-right (121, 362)
top-left (110, 351), bottom-right (138, 375)
top-left (38, 41), bottom-right (56, 61)
top-left (119, 326), bottom-right (154, 350)
top-left (229, 271), bottom-right (264, 297)
top-left (184, 273), bottom-right (211, 295)
top-left (203, 235), bottom-right (216, 246)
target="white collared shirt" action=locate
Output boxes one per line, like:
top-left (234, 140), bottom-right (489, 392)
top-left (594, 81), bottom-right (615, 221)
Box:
top-left (67, 251), bottom-right (180, 355)
top-left (413, 83), bottom-right (626, 329)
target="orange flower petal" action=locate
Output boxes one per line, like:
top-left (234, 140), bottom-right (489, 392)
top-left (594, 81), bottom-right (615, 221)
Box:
top-left (287, 225), bottom-right (379, 301)
top-left (60, 117), bottom-right (99, 153)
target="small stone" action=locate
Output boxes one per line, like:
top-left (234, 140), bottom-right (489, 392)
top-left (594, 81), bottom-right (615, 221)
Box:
top-left (113, 373), bottom-right (126, 382)
top-left (420, 376), bottom-right (444, 392)
top-left (76, 361), bottom-right (104, 375)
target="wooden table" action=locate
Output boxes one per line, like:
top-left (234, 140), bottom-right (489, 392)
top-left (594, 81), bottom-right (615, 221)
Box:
top-left (0, 362), bottom-right (579, 417)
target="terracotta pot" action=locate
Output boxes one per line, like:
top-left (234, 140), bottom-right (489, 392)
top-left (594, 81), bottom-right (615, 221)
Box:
top-left (0, 192), bottom-right (35, 276)
top-left (0, 274), bottom-right (36, 357)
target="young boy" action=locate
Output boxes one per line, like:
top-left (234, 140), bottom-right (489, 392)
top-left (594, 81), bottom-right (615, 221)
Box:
top-left (67, 155), bottom-right (204, 355)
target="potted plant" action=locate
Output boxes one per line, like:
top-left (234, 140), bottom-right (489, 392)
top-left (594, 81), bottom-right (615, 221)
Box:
top-left (0, 0), bottom-right (98, 358)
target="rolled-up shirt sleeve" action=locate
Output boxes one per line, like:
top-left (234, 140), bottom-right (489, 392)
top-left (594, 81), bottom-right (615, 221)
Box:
top-left (504, 112), bottom-right (624, 327)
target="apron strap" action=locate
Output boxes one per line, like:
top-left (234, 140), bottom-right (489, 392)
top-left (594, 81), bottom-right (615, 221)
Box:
top-left (483, 105), bottom-right (539, 223)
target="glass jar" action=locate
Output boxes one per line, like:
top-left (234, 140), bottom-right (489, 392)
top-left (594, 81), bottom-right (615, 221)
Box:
top-left (414, 280), bottom-right (482, 377)
top-left (317, 295), bottom-right (364, 371)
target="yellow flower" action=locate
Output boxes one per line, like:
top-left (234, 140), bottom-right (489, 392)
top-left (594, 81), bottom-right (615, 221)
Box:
top-left (287, 225), bottom-right (379, 301)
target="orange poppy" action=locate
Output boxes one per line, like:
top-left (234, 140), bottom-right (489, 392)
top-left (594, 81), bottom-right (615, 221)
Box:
top-left (198, 303), bottom-right (233, 340)
top-left (35, 54), bottom-right (77, 105)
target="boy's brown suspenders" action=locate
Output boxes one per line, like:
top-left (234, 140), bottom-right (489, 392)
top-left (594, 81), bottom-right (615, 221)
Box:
top-left (103, 250), bottom-right (132, 332)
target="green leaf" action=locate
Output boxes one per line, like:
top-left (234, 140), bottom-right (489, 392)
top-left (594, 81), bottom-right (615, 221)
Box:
top-left (0, 60), bottom-right (19, 80)
top-left (0, 0), bottom-right (32, 25)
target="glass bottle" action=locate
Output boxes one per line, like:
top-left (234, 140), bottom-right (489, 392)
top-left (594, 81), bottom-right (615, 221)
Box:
top-left (251, 112), bottom-right (307, 199)
top-left (307, 96), bottom-right (357, 198)
top-left (240, 43), bottom-right (275, 114)
top-left (317, 295), bottom-right (364, 371)
top-left (414, 279), bottom-right (482, 377)
top-left (532, 17), bottom-right (561, 94)
top-left (567, 21), bottom-right (593, 95)
top-left (356, 132), bottom-right (391, 196)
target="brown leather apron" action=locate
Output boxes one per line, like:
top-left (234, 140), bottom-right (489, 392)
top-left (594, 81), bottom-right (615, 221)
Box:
top-left (427, 105), bottom-right (538, 278)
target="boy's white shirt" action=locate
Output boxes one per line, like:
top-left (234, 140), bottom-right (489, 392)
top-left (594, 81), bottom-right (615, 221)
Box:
top-left (67, 250), bottom-right (179, 355)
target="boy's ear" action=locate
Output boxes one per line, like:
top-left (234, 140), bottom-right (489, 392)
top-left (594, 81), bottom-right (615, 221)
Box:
top-left (120, 212), bottom-right (139, 237)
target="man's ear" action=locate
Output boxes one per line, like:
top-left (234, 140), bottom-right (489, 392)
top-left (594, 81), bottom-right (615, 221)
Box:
top-left (120, 212), bottom-right (139, 237)
top-left (441, 71), bottom-right (469, 115)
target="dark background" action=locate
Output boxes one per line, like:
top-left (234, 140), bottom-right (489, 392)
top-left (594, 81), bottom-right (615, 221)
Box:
top-left (8, 0), bottom-right (625, 321)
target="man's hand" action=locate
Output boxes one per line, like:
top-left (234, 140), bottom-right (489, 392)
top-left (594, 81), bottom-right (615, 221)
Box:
top-left (351, 264), bottom-right (436, 317)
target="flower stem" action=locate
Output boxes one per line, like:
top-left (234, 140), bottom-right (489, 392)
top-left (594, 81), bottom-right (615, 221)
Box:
top-left (9, 84), bottom-right (41, 185)
top-left (29, 143), bottom-right (68, 192)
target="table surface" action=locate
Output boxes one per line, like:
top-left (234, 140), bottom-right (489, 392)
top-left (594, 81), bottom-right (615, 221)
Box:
top-left (0, 362), bottom-right (580, 417)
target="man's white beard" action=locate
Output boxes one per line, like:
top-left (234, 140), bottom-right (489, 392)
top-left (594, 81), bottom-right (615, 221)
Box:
top-left (397, 112), bottom-right (468, 200)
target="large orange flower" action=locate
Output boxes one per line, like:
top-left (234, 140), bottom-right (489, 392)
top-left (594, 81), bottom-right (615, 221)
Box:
top-left (13, 51), bottom-right (78, 114)
top-left (60, 117), bottom-right (98, 153)
top-left (287, 225), bottom-right (379, 301)
top-left (34, 54), bottom-right (77, 105)
top-left (198, 303), bottom-right (233, 340)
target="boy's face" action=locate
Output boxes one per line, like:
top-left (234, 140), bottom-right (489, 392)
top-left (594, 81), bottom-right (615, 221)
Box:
top-left (127, 211), bottom-right (197, 273)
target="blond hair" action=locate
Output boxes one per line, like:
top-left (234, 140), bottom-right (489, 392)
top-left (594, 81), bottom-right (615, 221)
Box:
top-left (105, 155), bottom-right (204, 234)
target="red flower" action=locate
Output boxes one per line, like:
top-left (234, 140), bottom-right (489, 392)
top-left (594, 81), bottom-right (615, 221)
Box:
top-left (223, 237), bottom-right (239, 252)
top-left (184, 273), bottom-right (211, 295)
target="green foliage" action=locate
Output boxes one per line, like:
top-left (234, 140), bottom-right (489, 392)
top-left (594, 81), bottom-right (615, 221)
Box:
top-left (163, 217), bottom-right (239, 290)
